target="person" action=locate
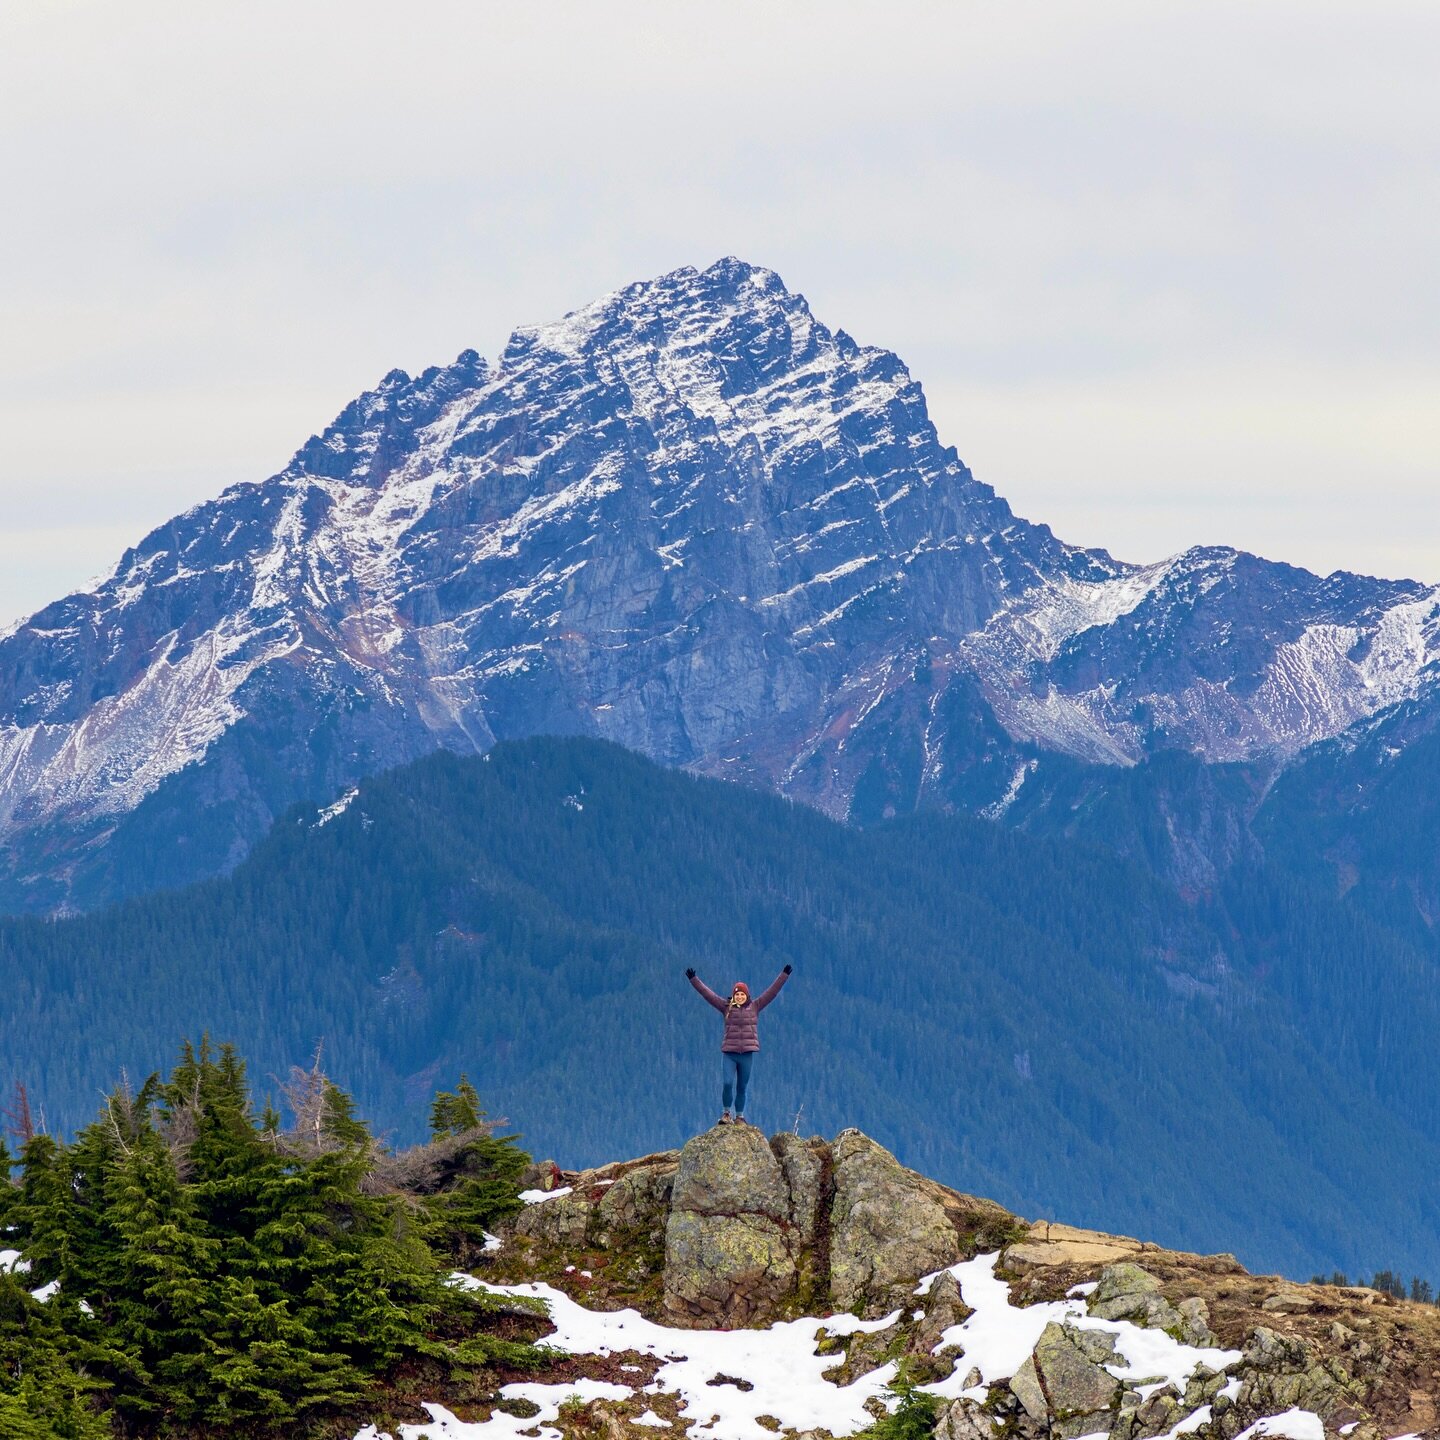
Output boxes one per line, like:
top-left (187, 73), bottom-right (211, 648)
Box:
top-left (685, 964), bottom-right (793, 1127)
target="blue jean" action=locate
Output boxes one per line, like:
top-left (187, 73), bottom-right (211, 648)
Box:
top-left (722, 1051), bottom-right (754, 1114)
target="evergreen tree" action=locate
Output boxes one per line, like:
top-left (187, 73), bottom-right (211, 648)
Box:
top-left (0, 1038), bottom-right (544, 1438)
top-left (95, 1129), bottom-right (221, 1429)
top-left (13, 1134), bottom-right (78, 1291)
top-left (422, 1076), bottom-right (526, 1265)
top-left (0, 1136), bottom-right (15, 1228)
top-left (0, 1271), bottom-right (110, 1440)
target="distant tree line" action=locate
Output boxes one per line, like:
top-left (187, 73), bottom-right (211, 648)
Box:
top-left (1310, 1270), bottom-right (1437, 1305)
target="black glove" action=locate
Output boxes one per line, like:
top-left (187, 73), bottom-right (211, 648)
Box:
top-left (685, 968), bottom-right (696, 979)
top-left (783, 964), bottom-right (793, 975)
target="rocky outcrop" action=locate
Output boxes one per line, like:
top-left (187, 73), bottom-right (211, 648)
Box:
top-left (489, 1132), bottom-right (1440, 1440)
top-left (502, 1125), bottom-right (1018, 1327)
top-left (1010, 1322), bottom-right (1123, 1439)
top-left (662, 1125), bottom-right (800, 1326)
top-left (515, 1150), bottom-right (679, 1253)
top-left (1089, 1261), bottom-right (1184, 1332)
top-left (1220, 1326), bottom-right (1356, 1431)
top-left (829, 1129), bottom-right (965, 1314)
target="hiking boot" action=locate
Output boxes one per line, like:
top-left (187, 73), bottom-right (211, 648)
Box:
top-left (717, 1111), bottom-right (732, 1126)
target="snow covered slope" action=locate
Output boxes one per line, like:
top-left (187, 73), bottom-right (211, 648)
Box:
top-left (1, 258), bottom-right (1436, 908)
top-left (354, 1257), bottom-right (1248, 1440)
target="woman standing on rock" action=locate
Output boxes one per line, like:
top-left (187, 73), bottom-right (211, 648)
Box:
top-left (685, 965), bottom-right (792, 1127)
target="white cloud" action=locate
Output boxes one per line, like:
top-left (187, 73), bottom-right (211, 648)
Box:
top-left (0, 0), bottom-right (1436, 624)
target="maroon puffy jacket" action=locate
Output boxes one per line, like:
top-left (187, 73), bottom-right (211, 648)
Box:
top-left (690, 971), bottom-right (790, 1053)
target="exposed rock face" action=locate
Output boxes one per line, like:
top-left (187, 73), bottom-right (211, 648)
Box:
top-left (770, 1129), bottom-right (831, 1306)
top-left (663, 1125), bottom-right (799, 1326)
top-left (3, 256), bottom-right (1438, 915)
top-left (829, 1128), bottom-right (969, 1314)
top-left (769, 1130), bottom-right (826, 1248)
top-left (1089, 1261), bottom-right (1184, 1332)
top-left (1011, 1321), bottom-right (1123, 1439)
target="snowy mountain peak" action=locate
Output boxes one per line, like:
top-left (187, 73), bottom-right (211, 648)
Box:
top-left (1, 258), bottom-right (1438, 910)
top-left (505, 258), bottom-right (795, 358)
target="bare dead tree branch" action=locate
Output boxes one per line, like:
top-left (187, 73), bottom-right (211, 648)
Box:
top-left (2, 1082), bottom-right (35, 1146)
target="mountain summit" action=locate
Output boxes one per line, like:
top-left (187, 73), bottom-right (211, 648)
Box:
top-left (1, 258), bottom-right (1437, 909)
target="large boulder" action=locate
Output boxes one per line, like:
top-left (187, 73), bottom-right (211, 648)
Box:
top-left (1089, 1262), bottom-right (1182, 1332)
top-left (936, 1398), bottom-right (997, 1440)
top-left (514, 1152), bottom-right (678, 1251)
top-left (829, 1129), bottom-right (966, 1314)
top-left (592, 1159), bottom-right (678, 1249)
top-left (1010, 1321), bottom-right (1123, 1437)
top-left (663, 1126), bottom-right (799, 1326)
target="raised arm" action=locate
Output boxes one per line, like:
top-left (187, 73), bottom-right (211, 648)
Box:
top-left (753, 965), bottom-right (793, 1012)
top-left (687, 969), bottom-right (727, 1014)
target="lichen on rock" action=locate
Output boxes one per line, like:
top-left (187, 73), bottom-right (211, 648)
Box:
top-left (829, 1129), bottom-right (970, 1316)
top-left (662, 1125), bottom-right (800, 1326)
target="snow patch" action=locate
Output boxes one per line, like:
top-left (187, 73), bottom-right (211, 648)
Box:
top-left (351, 1252), bottom-right (1334, 1440)
top-left (979, 759), bottom-right (1036, 820)
top-left (409, 1276), bottom-right (900, 1440)
top-left (915, 1253), bottom-right (1241, 1401)
top-left (1232, 1411), bottom-right (1326, 1440)
top-left (315, 787), bottom-right (359, 827)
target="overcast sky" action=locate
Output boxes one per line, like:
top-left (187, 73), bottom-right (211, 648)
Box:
top-left (1, 2), bottom-right (1436, 628)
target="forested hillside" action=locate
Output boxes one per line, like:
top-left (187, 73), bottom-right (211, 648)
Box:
top-left (3, 737), bottom-right (1440, 1281)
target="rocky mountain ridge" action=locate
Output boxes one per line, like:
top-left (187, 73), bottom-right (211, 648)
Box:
top-left (1, 258), bottom-right (1438, 911)
top-left (385, 1124), bottom-right (1440, 1440)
